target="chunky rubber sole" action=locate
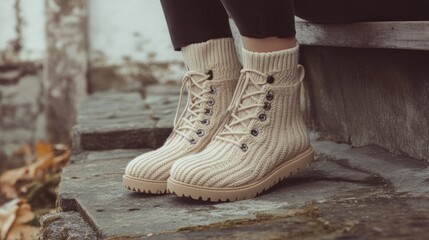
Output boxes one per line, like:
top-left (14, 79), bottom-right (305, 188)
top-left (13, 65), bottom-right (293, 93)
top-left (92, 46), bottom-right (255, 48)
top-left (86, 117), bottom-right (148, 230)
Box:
top-left (122, 175), bottom-right (168, 194)
top-left (167, 147), bottom-right (314, 202)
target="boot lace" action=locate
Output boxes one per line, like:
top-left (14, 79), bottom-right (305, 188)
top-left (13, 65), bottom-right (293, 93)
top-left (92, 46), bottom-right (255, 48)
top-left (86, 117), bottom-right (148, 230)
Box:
top-left (174, 71), bottom-right (213, 142)
top-left (215, 69), bottom-right (268, 149)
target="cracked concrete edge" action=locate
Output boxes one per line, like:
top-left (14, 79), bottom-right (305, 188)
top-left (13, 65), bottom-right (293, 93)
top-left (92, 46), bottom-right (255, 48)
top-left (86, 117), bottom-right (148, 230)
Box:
top-left (37, 212), bottom-right (98, 240)
top-left (72, 126), bottom-right (172, 155)
top-left (55, 193), bottom-right (103, 239)
top-left (310, 133), bottom-right (429, 197)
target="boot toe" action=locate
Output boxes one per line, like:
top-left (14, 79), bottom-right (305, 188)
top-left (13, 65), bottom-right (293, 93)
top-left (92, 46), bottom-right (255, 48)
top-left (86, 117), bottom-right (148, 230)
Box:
top-left (170, 150), bottom-right (248, 188)
top-left (125, 149), bottom-right (178, 181)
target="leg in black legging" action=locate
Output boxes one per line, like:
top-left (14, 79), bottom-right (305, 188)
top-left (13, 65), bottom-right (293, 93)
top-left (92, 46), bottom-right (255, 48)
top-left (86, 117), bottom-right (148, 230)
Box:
top-left (220, 0), bottom-right (296, 52)
top-left (161, 0), bottom-right (429, 51)
top-left (220, 0), bottom-right (296, 38)
top-left (160, 0), bottom-right (232, 50)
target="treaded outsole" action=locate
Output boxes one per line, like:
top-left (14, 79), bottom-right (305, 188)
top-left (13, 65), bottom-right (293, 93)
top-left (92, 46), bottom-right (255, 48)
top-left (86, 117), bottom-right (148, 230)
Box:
top-left (167, 147), bottom-right (314, 202)
top-left (122, 175), bottom-right (168, 195)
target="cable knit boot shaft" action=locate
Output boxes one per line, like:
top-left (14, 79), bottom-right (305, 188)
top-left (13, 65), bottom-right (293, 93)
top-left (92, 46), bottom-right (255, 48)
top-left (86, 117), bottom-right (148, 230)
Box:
top-left (168, 45), bottom-right (313, 201)
top-left (123, 38), bottom-right (241, 194)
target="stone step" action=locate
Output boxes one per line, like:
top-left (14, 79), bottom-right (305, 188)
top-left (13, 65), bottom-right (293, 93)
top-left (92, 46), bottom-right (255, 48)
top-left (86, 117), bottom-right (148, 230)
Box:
top-left (72, 85), bottom-right (185, 154)
top-left (41, 134), bottom-right (429, 239)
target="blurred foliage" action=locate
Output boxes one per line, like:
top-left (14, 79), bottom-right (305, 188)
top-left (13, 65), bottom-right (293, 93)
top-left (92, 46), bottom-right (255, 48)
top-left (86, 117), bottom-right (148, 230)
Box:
top-left (0, 142), bottom-right (70, 240)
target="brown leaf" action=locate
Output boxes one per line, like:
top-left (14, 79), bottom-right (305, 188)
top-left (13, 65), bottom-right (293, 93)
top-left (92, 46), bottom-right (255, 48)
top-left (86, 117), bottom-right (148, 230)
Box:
top-left (0, 199), bottom-right (20, 240)
top-left (0, 167), bottom-right (27, 198)
top-left (0, 168), bottom-right (28, 186)
top-left (5, 224), bottom-right (38, 240)
top-left (0, 143), bottom-right (70, 201)
top-left (14, 201), bottom-right (34, 224)
top-left (0, 199), bottom-right (37, 240)
top-left (0, 185), bottom-right (18, 199)
top-left (35, 141), bottom-right (53, 160)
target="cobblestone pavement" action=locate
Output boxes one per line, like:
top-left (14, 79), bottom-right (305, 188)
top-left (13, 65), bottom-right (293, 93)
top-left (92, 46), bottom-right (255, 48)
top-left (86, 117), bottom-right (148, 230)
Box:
top-left (39, 85), bottom-right (429, 240)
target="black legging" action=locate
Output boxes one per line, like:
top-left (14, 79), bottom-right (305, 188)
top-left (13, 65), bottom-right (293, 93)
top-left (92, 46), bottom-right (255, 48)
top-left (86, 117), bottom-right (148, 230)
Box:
top-left (160, 0), bottom-right (429, 50)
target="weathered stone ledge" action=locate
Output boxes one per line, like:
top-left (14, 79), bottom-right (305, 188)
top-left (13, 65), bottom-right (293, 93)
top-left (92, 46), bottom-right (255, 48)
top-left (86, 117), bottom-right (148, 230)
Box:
top-left (40, 135), bottom-right (429, 239)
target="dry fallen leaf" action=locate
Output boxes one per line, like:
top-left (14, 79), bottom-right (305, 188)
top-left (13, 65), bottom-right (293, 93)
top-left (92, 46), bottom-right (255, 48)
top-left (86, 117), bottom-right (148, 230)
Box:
top-left (4, 225), bottom-right (38, 240)
top-left (0, 199), bottom-right (19, 240)
top-left (35, 141), bottom-right (53, 160)
top-left (0, 141), bottom-right (70, 240)
top-left (0, 141), bottom-right (70, 200)
top-left (0, 198), bottom-right (38, 240)
top-left (0, 168), bottom-right (27, 188)
top-left (0, 185), bottom-right (18, 199)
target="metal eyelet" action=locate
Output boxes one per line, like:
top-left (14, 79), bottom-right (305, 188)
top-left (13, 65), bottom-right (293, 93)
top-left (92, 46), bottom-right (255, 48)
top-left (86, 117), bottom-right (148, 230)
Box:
top-left (196, 129), bottom-right (205, 137)
top-left (205, 108), bottom-right (212, 115)
top-left (209, 86), bottom-right (216, 94)
top-left (259, 114), bottom-right (267, 122)
top-left (207, 70), bottom-right (213, 80)
top-left (241, 143), bottom-right (249, 152)
top-left (190, 139), bottom-right (197, 144)
top-left (267, 75), bottom-right (275, 84)
top-left (207, 99), bottom-right (215, 106)
top-left (201, 119), bottom-right (210, 125)
top-left (251, 129), bottom-right (259, 137)
top-left (263, 102), bottom-right (271, 111)
top-left (266, 91), bottom-right (274, 101)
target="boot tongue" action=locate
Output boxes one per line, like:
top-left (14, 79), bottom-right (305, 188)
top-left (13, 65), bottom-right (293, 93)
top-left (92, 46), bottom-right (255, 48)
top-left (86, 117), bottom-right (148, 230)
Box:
top-left (180, 38), bottom-right (238, 131)
top-left (235, 74), bottom-right (263, 121)
top-left (176, 38), bottom-right (241, 141)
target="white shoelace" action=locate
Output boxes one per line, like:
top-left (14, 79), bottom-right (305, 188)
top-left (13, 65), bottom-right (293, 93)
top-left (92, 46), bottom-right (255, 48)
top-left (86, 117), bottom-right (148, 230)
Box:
top-left (215, 69), bottom-right (268, 147)
top-left (174, 71), bottom-right (212, 141)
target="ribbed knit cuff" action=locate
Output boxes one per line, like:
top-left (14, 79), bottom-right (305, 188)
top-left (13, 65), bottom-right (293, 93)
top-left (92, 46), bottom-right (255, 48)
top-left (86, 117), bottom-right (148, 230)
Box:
top-left (242, 45), bottom-right (299, 72)
top-left (182, 38), bottom-right (241, 71)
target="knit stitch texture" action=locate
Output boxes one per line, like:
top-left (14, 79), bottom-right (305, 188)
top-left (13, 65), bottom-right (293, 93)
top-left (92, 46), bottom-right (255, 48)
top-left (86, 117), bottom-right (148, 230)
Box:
top-left (170, 45), bottom-right (311, 188)
top-left (125, 38), bottom-right (241, 181)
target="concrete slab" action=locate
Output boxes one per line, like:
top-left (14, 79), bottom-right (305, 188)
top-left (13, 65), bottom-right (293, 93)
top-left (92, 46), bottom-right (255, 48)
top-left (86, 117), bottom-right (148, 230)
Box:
top-left (312, 134), bottom-right (429, 197)
top-left (58, 158), bottom-right (374, 238)
top-left (71, 87), bottom-right (186, 155)
top-left (49, 138), bottom-right (429, 239)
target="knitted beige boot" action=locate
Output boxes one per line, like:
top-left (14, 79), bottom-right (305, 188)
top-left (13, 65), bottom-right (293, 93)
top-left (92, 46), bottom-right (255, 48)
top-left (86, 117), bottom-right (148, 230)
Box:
top-left (167, 45), bottom-right (313, 201)
top-left (123, 38), bottom-right (241, 194)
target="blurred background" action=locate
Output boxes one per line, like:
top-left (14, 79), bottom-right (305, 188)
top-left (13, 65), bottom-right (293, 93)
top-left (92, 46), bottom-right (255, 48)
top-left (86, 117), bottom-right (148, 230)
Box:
top-left (0, 0), bottom-right (185, 172)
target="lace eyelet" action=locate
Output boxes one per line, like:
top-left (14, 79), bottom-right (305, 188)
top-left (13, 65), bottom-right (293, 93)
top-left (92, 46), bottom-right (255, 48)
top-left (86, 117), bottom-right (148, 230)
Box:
top-left (207, 99), bottom-right (215, 106)
top-left (267, 75), bottom-right (275, 84)
top-left (207, 70), bottom-right (213, 80)
top-left (190, 139), bottom-right (197, 144)
top-left (209, 86), bottom-right (216, 94)
top-left (196, 129), bottom-right (205, 137)
top-left (241, 143), bottom-right (249, 152)
top-left (259, 114), bottom-right (267, 122)
top-left (266, 91), bottom-right (274, 101)
top-left (263, 102), bottom-right (271, 111)
top-left (251, 129), bottom-right (259, 136)
top-left (201, 119), bottom-right (210, 125)
top-left (205, 108), bottom-right (212, 115)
